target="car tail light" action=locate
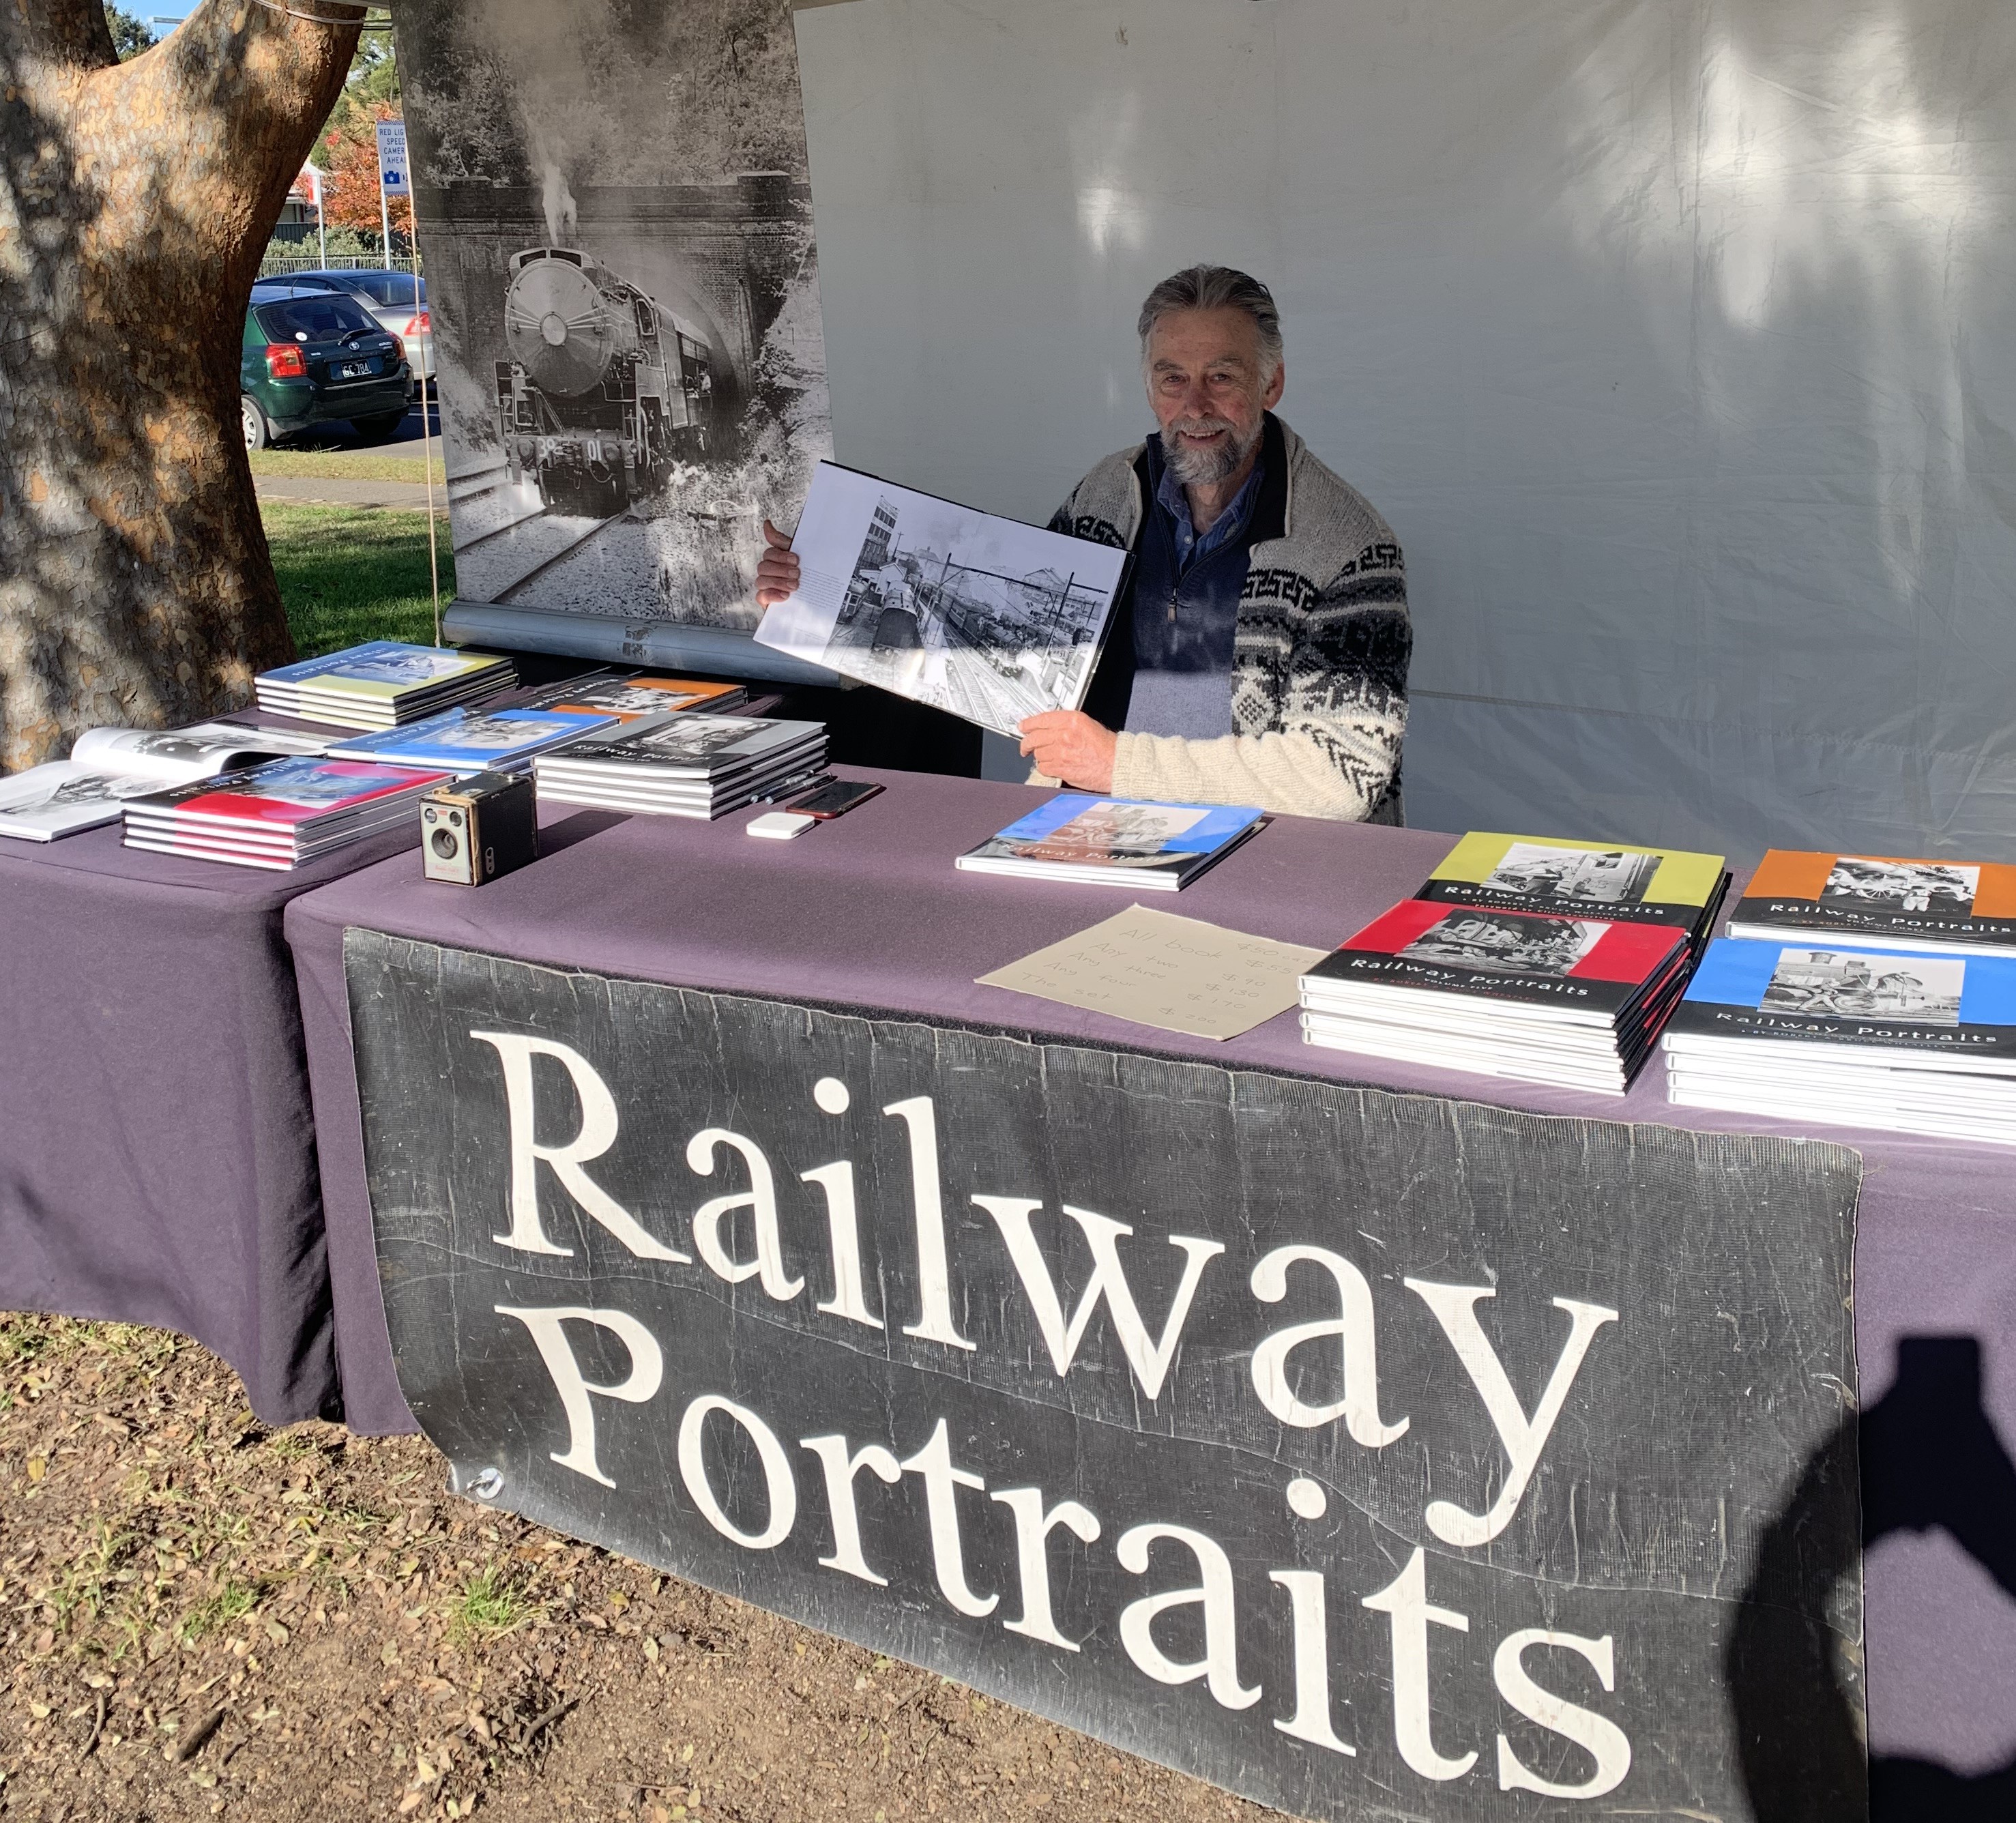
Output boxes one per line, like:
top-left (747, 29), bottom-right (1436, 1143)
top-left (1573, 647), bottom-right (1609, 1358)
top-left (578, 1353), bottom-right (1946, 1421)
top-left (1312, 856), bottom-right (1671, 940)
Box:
top-left (404, 311), bottom-right (430, 338)
top-left (264, 344), bottom-right (306, 379)
top-left (389, 334), bottom-right (407, 362)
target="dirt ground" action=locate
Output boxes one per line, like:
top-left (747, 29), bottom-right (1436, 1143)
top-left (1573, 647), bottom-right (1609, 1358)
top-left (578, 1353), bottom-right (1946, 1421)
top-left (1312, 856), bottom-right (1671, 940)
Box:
top-left (0, 1315), bottom-right (1270, 1823)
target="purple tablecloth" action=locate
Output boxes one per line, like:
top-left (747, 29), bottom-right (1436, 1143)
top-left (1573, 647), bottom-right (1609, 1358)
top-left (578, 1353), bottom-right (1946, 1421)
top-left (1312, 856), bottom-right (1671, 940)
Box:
top-left (282, 769), bottom-right (2016, 1795)
top-left (0, 814), bottom-right (418, 1424)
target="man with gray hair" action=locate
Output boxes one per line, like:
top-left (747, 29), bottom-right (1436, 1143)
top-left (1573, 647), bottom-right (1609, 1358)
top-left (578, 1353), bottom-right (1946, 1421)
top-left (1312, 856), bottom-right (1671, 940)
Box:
top-left (757, 263), bottom-right (1408, 820)
top-left (1022, 264), bottom-right (1408, 821)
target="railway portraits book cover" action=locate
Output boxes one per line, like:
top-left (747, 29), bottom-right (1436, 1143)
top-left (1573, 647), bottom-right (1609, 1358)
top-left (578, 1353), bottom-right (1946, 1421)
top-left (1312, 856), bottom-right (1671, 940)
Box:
top-left (1728, 849), bottom-right (2016, 957)
top-left (1416, 831), bottom-right (1730, 950)
top-left (755, 462), bottom-right (1127, 735)
top-left (393, 0), bottom-right (832, 664)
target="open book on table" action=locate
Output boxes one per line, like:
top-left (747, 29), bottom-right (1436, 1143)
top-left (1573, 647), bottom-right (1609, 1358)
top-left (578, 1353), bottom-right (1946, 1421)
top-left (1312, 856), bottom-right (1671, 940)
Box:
top-left (0, 723), bottom-right (332, 843)
top-left (754, 461), bottom-right (1128, 738)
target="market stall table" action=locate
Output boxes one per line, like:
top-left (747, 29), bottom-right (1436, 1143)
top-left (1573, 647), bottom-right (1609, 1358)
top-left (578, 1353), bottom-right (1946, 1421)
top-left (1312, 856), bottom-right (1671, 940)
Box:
top-left (0, 816), bottom-right (418, 1424)
top-left (284, 770), bottom-right (2016, 1803)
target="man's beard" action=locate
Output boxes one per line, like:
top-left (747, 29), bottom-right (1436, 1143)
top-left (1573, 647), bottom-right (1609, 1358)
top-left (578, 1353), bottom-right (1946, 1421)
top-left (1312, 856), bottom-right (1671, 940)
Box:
top-left (1160, 413), bottom-right (1262, 486)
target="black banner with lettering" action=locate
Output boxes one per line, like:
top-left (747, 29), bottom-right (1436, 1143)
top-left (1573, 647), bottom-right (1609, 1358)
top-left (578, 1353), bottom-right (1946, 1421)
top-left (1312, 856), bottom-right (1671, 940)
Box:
top-left (345, 929), bottom-right (1866, 1821)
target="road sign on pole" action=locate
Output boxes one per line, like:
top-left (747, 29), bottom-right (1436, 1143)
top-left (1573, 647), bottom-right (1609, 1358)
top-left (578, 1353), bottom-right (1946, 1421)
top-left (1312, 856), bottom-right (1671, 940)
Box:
top-left (375, 119), bottom-right (409, 194)
top-left (376, 119), bottom-right (409, 259)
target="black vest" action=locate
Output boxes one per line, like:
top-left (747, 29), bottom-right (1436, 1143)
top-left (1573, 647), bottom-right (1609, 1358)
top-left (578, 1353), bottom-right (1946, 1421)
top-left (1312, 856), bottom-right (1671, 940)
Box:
top-left (1081, 415), bottom-right (1290, 735)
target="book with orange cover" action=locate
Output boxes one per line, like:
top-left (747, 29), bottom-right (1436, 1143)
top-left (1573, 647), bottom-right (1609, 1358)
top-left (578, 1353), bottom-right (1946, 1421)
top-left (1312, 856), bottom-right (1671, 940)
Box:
top-left (518, 673), bottom-right (747, 720)
top-left (1728, 850), bottom-right (2016, 957)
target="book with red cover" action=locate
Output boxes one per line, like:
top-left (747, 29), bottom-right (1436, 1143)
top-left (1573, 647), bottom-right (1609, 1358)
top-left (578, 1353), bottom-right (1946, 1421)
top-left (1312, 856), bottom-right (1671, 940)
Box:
top-left (129, 758), bottom-right (450, 829)
top-left (121, 757), bottom-right (450, 870)
top-left (1304, 900), bottom-right (1688, 1021)
top-left (1298, 899), bottom-right (1695, 1092)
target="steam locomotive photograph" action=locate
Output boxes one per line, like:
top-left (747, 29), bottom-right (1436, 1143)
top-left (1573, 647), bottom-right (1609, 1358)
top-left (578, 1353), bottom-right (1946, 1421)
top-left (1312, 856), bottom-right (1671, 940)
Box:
top-left (394, 0), bottom-right (832, 634)
top-left (495, 246), bottom-right (729, 519)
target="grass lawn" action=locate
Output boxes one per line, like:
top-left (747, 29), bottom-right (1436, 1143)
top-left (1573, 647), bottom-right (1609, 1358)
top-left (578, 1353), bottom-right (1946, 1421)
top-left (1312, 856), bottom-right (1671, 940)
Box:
top-left (262, 502), bottom-right (453, 656)
top-left (248, 447), bottom-right (448, 484)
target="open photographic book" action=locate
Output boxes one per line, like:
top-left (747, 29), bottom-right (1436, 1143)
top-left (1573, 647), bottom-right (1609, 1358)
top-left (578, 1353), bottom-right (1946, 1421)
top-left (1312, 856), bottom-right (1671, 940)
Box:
top-left (0, 723), bottom-right (332, 843)
top-left (754, 462), bottom-right (1128, 738)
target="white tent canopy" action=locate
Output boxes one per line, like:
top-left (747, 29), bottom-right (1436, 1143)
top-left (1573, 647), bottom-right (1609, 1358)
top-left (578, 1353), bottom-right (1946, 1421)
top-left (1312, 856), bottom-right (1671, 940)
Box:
top-left (796, 0), bottom-right (2016, 864)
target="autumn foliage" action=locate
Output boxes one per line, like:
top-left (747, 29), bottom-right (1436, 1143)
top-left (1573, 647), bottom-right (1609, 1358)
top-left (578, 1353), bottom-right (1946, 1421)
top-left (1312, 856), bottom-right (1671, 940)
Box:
top-left (319, 97), bottom-right (415, 242)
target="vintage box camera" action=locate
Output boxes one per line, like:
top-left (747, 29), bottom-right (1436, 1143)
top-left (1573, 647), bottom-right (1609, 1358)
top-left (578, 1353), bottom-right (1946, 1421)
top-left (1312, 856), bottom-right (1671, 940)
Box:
top-left (421, 772), bottom-right (539, 886)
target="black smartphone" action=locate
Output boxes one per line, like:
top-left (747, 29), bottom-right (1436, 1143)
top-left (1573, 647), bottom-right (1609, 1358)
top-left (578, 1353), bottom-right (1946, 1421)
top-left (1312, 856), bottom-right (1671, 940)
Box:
top-left (787, 778), bottom-right (885, 820)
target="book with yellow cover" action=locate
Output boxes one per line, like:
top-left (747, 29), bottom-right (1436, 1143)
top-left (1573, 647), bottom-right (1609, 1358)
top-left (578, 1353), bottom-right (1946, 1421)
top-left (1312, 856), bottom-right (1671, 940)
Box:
top-left (1416, 831), bottom-right (1729, 948)
top-left (1728, 850), bottom-right (2016, 957)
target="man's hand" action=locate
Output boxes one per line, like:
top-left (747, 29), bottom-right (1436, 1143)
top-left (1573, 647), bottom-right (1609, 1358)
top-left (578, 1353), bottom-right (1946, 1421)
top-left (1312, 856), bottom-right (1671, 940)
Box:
top-left (755, 519), bottom-right (801, 607)
top-left (1018, 711), bottom-right (1118, 791)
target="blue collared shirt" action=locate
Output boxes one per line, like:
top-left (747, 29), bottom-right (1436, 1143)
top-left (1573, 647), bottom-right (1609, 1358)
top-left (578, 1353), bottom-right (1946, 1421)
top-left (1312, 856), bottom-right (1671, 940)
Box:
top-left (1155, 446), bottom-right (1264, 574)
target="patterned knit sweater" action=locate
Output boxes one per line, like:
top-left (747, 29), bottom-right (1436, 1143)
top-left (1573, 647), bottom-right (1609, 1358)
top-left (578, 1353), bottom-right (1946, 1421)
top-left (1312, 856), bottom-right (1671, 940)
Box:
top-left (1045, 415), bottom-right (1410, 823)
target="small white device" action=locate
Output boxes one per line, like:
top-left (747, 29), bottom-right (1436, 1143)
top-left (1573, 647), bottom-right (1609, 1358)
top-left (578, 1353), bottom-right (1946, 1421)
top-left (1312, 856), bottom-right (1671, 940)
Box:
top-left (746, 811), bottom-right (816, 840)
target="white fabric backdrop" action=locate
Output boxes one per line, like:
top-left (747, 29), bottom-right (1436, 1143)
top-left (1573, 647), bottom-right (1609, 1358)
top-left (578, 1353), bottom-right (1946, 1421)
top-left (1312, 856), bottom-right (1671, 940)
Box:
top-left (794, 0), bottom-right (2016, 864)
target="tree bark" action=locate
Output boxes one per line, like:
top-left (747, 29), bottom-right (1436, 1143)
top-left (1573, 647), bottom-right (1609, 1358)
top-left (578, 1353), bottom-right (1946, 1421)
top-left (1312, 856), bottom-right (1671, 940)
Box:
top-left (0, 0), bottom-right (364, 769)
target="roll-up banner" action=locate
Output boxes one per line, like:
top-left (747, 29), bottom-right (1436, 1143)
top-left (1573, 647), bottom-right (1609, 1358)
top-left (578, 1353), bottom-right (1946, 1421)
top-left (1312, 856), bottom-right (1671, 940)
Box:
top-left (390, 1), bottom-right (836, 679)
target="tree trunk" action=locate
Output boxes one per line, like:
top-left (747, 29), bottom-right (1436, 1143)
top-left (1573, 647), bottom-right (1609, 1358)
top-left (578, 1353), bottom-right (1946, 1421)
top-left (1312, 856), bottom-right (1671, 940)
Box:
top-left (0, 0), bottom-right (364, 769)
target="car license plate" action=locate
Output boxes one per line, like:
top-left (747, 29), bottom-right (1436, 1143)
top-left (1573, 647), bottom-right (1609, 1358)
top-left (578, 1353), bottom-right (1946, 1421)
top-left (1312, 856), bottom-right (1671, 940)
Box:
top-left (340, 359), bottom-right (376, 379)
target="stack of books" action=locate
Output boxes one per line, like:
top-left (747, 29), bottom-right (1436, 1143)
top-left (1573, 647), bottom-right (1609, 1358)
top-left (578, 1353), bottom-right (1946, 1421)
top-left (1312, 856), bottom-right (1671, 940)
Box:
top-left (327, 705), bottom-right (616, 774)
top-left (121, 757), bottom-right (450, 871)
top-left (513, 671), bottom-right (748, 721)
top-left (1665, 849), bottom-right (2016, 1143)
top-left (954, 795), bottom-right (1266, 890)
top-left (255, 641), bottom-right (515, 731)
top-left (1297, 832), bottom-right (1726, 1093)
top-left (532, 714), bottom-right (828, 819)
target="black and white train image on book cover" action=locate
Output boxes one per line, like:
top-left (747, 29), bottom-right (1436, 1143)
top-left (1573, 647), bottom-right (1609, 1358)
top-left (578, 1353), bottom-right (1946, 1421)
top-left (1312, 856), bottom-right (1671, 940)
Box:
top-left (394, 0), bottom-right (831, 636)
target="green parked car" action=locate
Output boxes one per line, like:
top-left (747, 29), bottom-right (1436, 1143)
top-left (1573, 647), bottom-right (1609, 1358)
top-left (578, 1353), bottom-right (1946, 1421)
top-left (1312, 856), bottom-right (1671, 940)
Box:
top-left (240, 280), bottom-right (413, 449)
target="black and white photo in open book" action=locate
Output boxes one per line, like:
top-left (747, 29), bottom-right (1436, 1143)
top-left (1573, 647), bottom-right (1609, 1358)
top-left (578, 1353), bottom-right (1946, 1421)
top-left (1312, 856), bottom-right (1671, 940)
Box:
top-left (755, 465), bottom-right (1128, 736)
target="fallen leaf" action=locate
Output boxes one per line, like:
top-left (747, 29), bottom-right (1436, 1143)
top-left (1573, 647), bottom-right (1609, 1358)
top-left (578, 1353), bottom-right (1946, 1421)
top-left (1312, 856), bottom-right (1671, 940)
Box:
top-left (25, 1458), bottom-right (44, 1483)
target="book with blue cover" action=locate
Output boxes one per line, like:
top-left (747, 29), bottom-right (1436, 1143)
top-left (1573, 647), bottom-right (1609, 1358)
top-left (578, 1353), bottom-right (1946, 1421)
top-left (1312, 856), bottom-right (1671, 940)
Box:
top-left (954, 795), bottom-right (1266, 890)
top-left (1666, 936), bottom-right (2016, 1058)
top-left (1663, 935), bottom-right (2016, 1143)
top-left (327, 706), bottom-right (615, 772)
